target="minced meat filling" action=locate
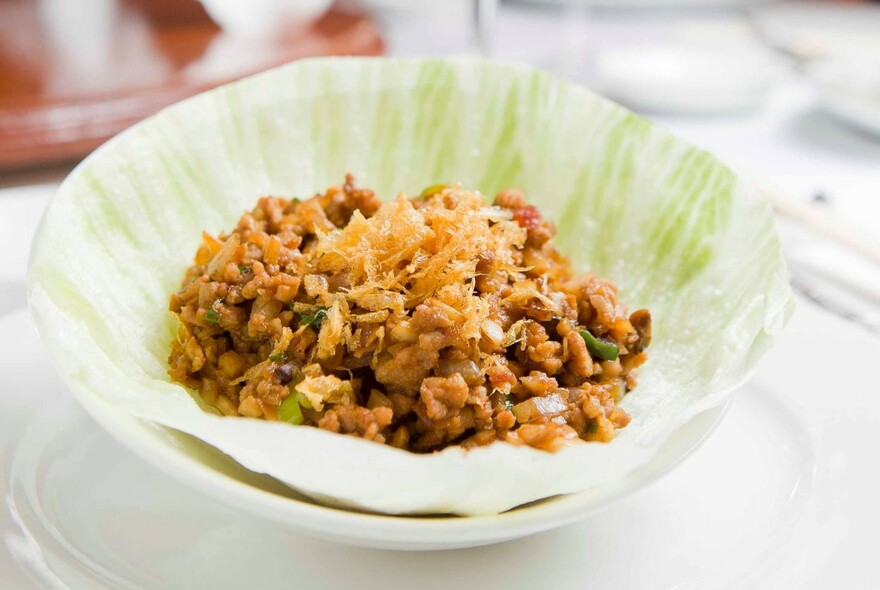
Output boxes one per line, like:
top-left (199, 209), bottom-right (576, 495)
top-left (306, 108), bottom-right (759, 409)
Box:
top-left (168, 175), bottom-right (651, 453)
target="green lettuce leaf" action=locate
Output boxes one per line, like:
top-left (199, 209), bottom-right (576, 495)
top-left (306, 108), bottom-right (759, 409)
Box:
top-left (27, 57), bottom-right (792, 515)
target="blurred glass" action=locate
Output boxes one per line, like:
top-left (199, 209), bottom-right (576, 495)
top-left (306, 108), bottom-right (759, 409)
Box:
top-left (473, 0), bottom-right (499, 55)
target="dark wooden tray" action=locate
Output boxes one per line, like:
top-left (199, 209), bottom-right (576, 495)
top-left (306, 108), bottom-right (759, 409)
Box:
top-left (0, 0), bottom-right (384, 170)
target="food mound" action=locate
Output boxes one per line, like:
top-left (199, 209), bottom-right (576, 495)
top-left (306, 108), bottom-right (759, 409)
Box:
top-left (168, 176), bottom-right (652, 453)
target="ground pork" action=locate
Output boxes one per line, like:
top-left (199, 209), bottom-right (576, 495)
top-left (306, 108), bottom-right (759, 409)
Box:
top-left (167, 177), bottom-right (651, 453)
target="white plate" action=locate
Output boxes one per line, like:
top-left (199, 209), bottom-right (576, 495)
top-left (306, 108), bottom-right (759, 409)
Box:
top-left (0, 398), bottom-right (735, 590)
top-left (5, 293), bottom-right (880, 587)
top-left (0, 306), bottom-right (806, 588)
top-left (594, 46), bottom-right (784, 115)
top-left (5, 393), bottom-right (738, 589)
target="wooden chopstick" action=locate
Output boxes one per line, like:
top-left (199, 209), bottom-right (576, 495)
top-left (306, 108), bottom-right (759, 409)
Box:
top-left (763, 189), bottom-right (880, 268)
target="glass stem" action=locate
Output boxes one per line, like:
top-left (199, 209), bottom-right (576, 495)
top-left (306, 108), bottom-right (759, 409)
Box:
top-left (473, 0), bottom-right (499, 57)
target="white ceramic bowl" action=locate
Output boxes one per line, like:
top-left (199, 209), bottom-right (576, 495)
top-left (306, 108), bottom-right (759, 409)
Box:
top-left (75, 389), bottom-right (726, 550)
top-left (198, 0), bottom-right (332, 37)
top-left (28, 57), bottom-right (790, 539)
top-left (595, 46), bottom-right (784, 115)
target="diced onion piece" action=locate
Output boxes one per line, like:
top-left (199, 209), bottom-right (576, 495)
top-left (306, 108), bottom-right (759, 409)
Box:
top-left (476, 206), bottom-right (514, 222)
top-left (206, 233), bottom-right (241, 280)
top-left (218, 350), bottom-right (245, 379)
top-left (502, 319), bottom-right (529, 348)
top-left (436, 358), bottom-right (483, 385)
top-left (238, 396), bottom-right (263, 418)
top-left (303, 274), bottom-right (329, 297)
top-left (264, 235), bottom-right (282, 265)
top-left (480, 319), bottom-right (504, 348)
top-left (511, 393), bottom-right (568, 423)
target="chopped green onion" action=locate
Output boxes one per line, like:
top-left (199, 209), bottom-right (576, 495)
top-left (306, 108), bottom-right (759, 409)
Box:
top-left (204, 307), bottom-right (220, 325)
top-left (579, 329), bottom-right (619, 361)
top-left (204, 298), bottom-right (224, 325)
top-left (586, 420), bottom-right (599, 434)
top-left (297, 392), bottom-right (313, 410)
top-left (420, 183), bottom-right (447, 198)
top-left (237, 264), bottom-right (250, 274)
top-left (298, 306), bottom-right (328, 329)
top-left (268, 353), bottom-right (286, 362)
top-left (278, 394), bottom-right (303, 425)
top-left (278, 390), bottom-right (311, 425)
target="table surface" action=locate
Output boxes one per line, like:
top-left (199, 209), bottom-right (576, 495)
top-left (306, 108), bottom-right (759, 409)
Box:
top-left (2, 5), bottom-right (879, 589)
top-left (0, 0), bottom-right (384, 169)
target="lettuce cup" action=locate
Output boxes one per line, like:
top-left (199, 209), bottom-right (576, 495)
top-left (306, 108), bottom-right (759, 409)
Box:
top-left (28, 58), bottom-right (792, 516)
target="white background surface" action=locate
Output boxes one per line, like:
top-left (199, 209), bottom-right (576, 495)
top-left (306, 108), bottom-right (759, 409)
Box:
top-left (2, 3), bottom-right (880, 588)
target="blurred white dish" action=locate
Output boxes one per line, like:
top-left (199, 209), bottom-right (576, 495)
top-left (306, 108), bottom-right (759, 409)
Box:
top-left (755, 2), bottom-right (880, 61)
top-left (198, 0), bottom-right (332, 37)
top-left (809, 55), bottom-right (880, 140)
top-left (522, 0), bottom-right (777, 7)
top-left (595, 46), bottom-right (784, 115)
